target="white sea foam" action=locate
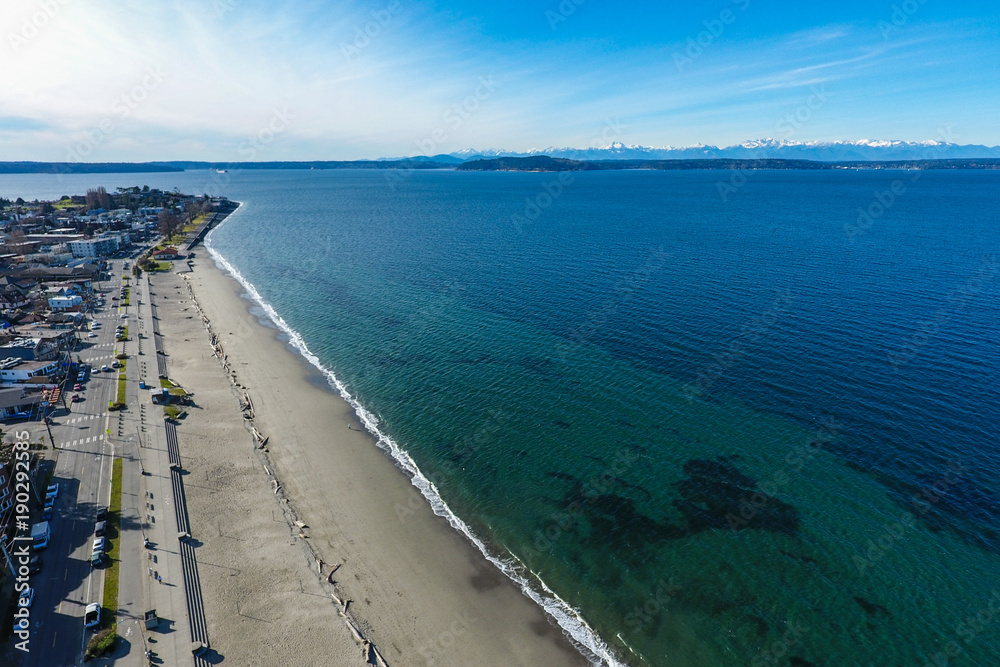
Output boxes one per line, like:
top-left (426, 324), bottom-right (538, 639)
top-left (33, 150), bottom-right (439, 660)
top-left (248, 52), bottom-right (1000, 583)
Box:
top-left (203, 206), bottom-right (626, 667)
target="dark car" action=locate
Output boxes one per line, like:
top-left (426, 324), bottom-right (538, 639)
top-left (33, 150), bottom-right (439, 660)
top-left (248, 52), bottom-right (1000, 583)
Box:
top-left (96, 506), bottom-right (108, 520)
top-left (95, 520), bottom-right (107, 537)
top-left (29, 554), bottom-right (41, 573)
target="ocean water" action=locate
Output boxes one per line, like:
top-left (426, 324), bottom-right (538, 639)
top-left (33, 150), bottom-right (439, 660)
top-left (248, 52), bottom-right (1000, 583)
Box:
top-left (5, 168), bottom-right (1000, 666)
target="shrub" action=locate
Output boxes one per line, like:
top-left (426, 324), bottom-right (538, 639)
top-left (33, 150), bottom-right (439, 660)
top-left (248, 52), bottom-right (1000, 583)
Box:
top-left (85, 627), bottom-right (117, 660)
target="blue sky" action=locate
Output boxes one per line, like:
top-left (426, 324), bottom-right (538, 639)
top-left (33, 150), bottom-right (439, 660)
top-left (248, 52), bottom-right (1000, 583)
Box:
top-left (1, 0), bottom-right (997, 160)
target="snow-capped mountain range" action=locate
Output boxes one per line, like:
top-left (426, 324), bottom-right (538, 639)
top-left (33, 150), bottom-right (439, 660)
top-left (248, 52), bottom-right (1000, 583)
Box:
top-left (431, 139), bottom-right (1000, 162)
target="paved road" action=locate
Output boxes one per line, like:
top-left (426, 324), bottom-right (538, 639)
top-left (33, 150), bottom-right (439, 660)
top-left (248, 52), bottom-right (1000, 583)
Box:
top-left (21, 263), bottom-right (128, 667)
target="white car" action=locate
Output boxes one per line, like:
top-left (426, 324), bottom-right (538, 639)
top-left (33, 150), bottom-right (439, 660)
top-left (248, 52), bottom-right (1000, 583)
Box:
top-left (46, 483), bottom-right (59, 498)
top-left (101, 365), bottom-right (111, 372)
top-left (84, 603), bottom-right (100, 629)
top-left (87, 332), bottom-right (97, 338)
top-left (92, 537), bottom-right (106, 553)
top-left (18, 587), bottom-right (34, 608)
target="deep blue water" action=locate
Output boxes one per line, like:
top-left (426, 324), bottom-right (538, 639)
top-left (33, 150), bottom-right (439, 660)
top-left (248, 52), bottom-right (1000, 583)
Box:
top-left (5, 168), bottom-right (1000, 666)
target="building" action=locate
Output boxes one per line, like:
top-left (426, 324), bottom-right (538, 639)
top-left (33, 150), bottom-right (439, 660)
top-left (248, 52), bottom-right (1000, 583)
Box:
top-left (152, 247), bottom-right (180, 260)
top-left (47, 295), bottom-right (83, 311)
top-left (0, 336), bottom-right (61, 362)
top-left (0, 387), bottom-right (44, 420)
top-left (67, 235), bottom-right (120, 258)
top-left (0, 357), bottom-right (60, 384)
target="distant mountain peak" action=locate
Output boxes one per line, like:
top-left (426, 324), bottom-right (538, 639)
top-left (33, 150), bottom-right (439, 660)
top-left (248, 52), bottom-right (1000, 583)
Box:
top-left (438, 138), bottom-right (999, 162)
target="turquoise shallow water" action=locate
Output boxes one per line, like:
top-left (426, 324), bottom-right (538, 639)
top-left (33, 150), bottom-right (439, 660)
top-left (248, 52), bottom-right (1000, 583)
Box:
top-left (5, 169), bottom-right (1000, 665)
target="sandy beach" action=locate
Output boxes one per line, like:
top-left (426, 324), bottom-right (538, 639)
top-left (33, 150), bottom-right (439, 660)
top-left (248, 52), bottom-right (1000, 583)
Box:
top-left (150, 251), bottom-right (589, 666)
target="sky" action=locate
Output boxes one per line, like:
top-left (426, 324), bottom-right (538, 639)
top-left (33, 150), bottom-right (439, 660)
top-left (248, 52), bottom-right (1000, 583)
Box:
top-left (1, 0), bottom-right (998, 161)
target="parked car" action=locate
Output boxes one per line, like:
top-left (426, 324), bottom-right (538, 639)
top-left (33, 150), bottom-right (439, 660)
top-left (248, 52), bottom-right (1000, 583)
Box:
top-left (74, 383), bottom-right (83, 391)
top-left (111, 361), bottom-right (121, 369)
top-left (46, 483), bottom-right (59, 498)
top-left (95, 520), bottom-right (107, 537)
top-left (44, 496), bottom-right (55, 510)
top-left (96, 506), bottom-right (108, 520)
top-left (18, 588), bottom-right (34, 609)
top-left (41, 507), bottom-right (53, 521)
top-left (71, 394), bottom-right (81, 402)
top-left (92, 537), bottom-right (106, 553)
top-left (84, 603), bottom-right (100, 629)
top-left (90, 551), bottom-right (105, 568)
top-left (29, 554), bottom-right (41, 573)
top-left (88, 332), bottom-right (97, 338)
top-left (101, 365), bottom-right (111, 372)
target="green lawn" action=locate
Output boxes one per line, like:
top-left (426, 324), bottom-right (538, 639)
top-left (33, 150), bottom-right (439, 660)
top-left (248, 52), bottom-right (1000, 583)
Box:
top-left (102, 457), bottom-right (123, 627)
top-left (115, 361), bottom-right (126, 407)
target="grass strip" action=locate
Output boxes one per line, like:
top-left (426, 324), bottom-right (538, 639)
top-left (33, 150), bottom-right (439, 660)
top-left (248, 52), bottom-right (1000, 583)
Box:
top-left (115, 360), bottom-right (127, 407)
top-left (101, 457), bottom-right (123, 629)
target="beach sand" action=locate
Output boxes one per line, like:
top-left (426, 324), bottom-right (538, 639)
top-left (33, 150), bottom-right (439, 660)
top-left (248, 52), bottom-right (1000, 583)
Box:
top-left (151, 253), bottom-right (589, 666)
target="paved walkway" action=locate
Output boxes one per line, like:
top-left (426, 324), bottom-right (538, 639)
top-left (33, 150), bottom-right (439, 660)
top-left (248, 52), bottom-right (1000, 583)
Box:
top-left (114, 272), bottom-right (211, 665)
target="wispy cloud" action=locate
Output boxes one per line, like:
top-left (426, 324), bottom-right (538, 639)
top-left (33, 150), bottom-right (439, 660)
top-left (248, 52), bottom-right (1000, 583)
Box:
top-left (1, 2), bottom-right (997, 159)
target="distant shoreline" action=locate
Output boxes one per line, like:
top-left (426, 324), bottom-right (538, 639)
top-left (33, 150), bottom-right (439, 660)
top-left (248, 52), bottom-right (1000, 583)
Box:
top-left (2, 156), bottom-right (999, 175)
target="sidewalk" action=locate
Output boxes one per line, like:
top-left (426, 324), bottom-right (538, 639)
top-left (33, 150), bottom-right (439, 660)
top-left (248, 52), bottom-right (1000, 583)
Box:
top-left (111, 272), bottom-right (196, 666)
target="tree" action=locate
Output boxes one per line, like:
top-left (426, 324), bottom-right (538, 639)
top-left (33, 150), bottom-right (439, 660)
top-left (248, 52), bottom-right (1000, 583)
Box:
top-left (157, 210), bottom-right (182, 241)
top-left (85, 187), bottom-right (112, 210)
top-left (9, 228), bottom-right (27, 252)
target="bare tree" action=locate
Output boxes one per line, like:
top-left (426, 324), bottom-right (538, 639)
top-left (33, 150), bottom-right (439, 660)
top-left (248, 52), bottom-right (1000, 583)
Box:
top-left (85, 187), bottom-right (112, 210)
top-left (157, 210), bottom-right (182, 241)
